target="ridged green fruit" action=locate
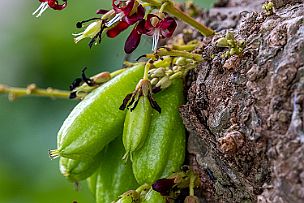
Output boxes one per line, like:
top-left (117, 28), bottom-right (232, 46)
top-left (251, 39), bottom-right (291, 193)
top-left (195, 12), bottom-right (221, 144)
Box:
top-left (122, 96), bottom-right (152, 161)
top-left (52, 64), bottom-right (144, 160)
top-left (87, 137), bottom-right (139, 203)
top-left (132, 79), bottom-right (185, 184)
top-left (59, 151), bottom-right (101, 182)
top-left (160, 122), bottom-right (185, 178)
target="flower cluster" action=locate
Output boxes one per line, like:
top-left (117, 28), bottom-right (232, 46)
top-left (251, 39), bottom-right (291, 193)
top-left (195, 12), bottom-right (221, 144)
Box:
top-left (73, 0), bottom-right (177, 53)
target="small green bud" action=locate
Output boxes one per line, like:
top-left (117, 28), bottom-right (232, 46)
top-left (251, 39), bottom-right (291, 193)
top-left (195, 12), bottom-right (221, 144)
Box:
top-left (226, 31), bottom-right (235, 41)
top-left (150, 78), bottom-right (159, 86)
top-left (216, 37), bottom-right (229, 47)
top-left (227, 39), bottom-right (235, 47)
top-left (172, 66), bottom-right (182, 72)
top-left (229, 48), bottom-right (237, 56)
top-left (153, 68), bottom-right (165, 77)
top-left (156, 76), bottom-right (172, 89)
top-left (148, 68), bottom-right (156, 76)
top-left (165, 69), bottom-right (174, 76)
top-left (92, 72), bottom-right (111, 84)
top-left (169, 72), bottom-right (183, 80)
top-left (153, 56), bottom-right (172, 68)
top-left (175, 57), bottom-right (187, 66)
top-left (186, 58), bottom-right (194, 63)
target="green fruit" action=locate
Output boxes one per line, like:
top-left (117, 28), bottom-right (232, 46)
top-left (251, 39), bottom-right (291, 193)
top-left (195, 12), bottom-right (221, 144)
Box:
top-left (122, 96), bottom-right (152, 161)
top-left (87, 170), bottom-right (98, 197)
top-left (51, 64), bottom-right (144, 160)
top-left (160, 122), bottom-right (185, 178)
top-left (87, 137), bottom-right (139, 203)
top-left (141, 190), bottom-right (166, 203)
top-left (132, 79), bottom-right (185, 184)
top-left (59, 151), bottom-right (101, 182)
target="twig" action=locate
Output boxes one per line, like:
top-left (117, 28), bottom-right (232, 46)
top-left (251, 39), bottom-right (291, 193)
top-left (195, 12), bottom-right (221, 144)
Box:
top-left (0, 83), bottom-right (70, 101)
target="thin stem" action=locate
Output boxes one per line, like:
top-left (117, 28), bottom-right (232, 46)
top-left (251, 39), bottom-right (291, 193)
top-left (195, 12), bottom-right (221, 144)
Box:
top-left (0, 84), bottom-right (70, 101)
top-left (189, 173), bottom-right (195, 196)
top-left (143, 60), bottom-right (152, 80)
top-left (165, 2), bottom-right (215, 36)
top-left (159, 2), bottom-right (168, 13)
top-left (141, 0), bottom-right (215, 36)
top-left (172, 44), bottom-right (197, 51)
top-left (146, 48), bottom-right (203, 61)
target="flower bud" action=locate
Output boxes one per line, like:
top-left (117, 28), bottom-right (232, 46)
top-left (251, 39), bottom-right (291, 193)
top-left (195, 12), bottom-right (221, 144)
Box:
top-left (156, 76), bottom-right (172, 89)
top-left (175, 57), bottom-right (187, 66)
top-left (73, 21), bottom-right (102, 43)
top-left (165, 69), bottom-right (174, 76)
top-left (226, 31), bottom-right (235, 41)
top-left (216, 37), bottom-right (229, 47)
top-left (169, 72), bottom-right (183, 80)
top-left (151, 78), bottom-right (159, 86)
top-left (152, 68), bottom-right (165, 77)
top-left (172, 65), bottom-right (182, 72)
top-left (92, 72), bottom-right (111, 84)
top-left (229, 48), bottom-right (237, 56)
top-left (153, 56), bottom-right (172, 68)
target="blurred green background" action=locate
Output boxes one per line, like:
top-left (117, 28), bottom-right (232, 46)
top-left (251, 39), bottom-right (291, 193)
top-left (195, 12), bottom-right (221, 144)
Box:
top-left (0, 0), bottom-right (214, 202)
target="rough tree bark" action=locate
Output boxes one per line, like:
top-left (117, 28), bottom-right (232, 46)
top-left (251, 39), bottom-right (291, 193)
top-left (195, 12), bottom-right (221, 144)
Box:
top-left (179, 1), bottom-right (304, 202)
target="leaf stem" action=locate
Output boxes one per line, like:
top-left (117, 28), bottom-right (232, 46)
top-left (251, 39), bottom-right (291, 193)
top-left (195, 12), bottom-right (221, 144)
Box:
top-left (0, 84), bottom-right (70, 101)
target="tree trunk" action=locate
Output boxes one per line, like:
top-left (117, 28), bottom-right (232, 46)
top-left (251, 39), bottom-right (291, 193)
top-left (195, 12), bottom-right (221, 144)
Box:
top-left (180, 1), bottom-right (304, 202)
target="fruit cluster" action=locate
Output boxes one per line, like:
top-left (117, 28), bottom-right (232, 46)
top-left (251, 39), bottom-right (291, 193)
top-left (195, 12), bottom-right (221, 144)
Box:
top-left (53, 54), bottom-right (201, 202)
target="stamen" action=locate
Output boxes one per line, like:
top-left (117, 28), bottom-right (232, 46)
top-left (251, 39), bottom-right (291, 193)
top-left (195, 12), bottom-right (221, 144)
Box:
top-left (76, 18), bottom-right (101, 28)
top-left (152, 29), bottom-right (161, 52)
top-left (105, 12), bottom-right (125, 27)
top-left (32, 2), bottom-right (49, 18)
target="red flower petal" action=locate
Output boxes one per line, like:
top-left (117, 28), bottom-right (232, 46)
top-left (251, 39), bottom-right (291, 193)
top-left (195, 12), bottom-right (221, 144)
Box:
top-left (47, 0), bottom-right (67, 10)
top-left (96, 9), bottom-right (109, 15)
top-left (145, 14), bottom-right (160, 29)
top-left (124, 26), bottom-right (142, 53)
top-left (106, 21), bottom-right (130, 38)
top-left (152, 178), bottom-right (175, 196)
top-left (159, 17), bottom-right (177, 38)
top-left (124, 4), bottom-right (145, 25)
top-left (112, 0), bottom-right (135, 15)
top-left (135, 19), bottom-right (147, 34)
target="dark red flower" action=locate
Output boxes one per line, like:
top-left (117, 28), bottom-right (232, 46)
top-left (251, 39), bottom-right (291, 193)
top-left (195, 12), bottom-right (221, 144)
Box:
top-left (124, 14), bottom-right (177, 53)
top-left (33, 0), bottom-right (67, 17)
top-left (152, 178), bottom-right (175, 196)
top-left (124, 20), bottom-right (146, 53)
top-left (46, 0), bottom-right (67, 10)
top-left (106, 0), bottom-right (145, 38)
top-left (144, 14), bottom-right (177, 51)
